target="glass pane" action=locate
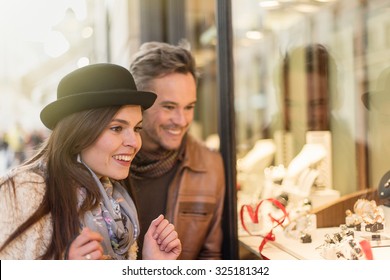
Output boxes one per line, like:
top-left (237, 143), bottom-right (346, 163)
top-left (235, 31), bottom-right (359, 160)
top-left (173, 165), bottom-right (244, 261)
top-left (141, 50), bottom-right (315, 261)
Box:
top-left (365, 1), bottom-right (390, 189)
top-left (185, 0), bottom-right (218, 143)
top-left (232, 0), bottom-right (369, 208)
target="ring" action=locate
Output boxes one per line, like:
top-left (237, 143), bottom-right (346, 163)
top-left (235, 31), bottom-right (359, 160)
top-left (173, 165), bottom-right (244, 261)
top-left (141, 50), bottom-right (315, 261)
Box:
top-left (85, 253), bottom-right (91, 260)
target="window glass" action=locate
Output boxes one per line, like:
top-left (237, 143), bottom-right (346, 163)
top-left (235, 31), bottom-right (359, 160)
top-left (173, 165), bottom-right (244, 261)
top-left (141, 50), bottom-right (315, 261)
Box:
top-left (233, 0), bottom-right (390, 203)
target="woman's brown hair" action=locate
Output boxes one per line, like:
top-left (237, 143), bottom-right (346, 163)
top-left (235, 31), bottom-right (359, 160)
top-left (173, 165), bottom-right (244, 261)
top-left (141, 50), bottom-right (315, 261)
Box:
top-left (0, 106), bottom-right (128, 259)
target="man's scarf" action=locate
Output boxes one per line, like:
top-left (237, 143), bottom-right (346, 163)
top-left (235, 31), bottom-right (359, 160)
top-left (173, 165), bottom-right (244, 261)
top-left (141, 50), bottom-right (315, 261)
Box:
top-left (130, 135), bottom-right (186, 180)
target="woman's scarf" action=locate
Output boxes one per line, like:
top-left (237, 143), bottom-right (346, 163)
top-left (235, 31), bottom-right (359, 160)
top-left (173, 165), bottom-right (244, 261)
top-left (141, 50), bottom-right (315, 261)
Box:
top-left (78, 156), bottom-right (139, 260)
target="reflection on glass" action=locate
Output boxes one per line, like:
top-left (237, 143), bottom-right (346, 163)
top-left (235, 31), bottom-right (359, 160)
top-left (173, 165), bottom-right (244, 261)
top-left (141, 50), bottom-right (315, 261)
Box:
top-left (232, 0), bottom-right (370, 198)
top-left (365, 66), bottom-right (390, 189)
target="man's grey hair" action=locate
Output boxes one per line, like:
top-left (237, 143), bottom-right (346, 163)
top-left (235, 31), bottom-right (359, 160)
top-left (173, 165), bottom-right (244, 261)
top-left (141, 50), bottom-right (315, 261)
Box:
top-left (129, 40), bottom-right (198, 91)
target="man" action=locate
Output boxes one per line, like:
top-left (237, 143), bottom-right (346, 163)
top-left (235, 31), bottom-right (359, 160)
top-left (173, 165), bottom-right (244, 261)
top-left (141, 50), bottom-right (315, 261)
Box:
top-left (128, 41), bottom-right (225, 259)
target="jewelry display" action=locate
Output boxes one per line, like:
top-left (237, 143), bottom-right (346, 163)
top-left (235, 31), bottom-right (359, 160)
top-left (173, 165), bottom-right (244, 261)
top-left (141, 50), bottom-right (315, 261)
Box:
top-left (283, 198), bottom-right (316, 243)
top-left (306, 131), bottom-right (333, 190)
top-left (262, 143), bottom-right (338, 209)
top-left (284, 214), bottom-right (316, 243)
top-left (281, 143), bottom-right (326, 197)
top-left (316, 225), bottom-right (373, 260)
top-left (236, 139), bottom-right (276, 196)
top-left (345, 199), bottom-right (385, 232)
top-left (240, 198), bottom-right (289, 259)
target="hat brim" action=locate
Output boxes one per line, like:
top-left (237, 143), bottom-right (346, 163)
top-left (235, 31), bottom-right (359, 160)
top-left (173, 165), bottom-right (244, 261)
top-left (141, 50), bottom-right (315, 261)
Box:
top-left (40, 89), bottom-right (156, 130)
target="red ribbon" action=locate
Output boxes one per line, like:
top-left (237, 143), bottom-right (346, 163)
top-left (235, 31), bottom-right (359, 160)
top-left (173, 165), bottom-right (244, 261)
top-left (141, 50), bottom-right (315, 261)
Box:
top-left (359, 239), bottom-right (374, 260)
top-left (240, 198), bottom-right (289, 259)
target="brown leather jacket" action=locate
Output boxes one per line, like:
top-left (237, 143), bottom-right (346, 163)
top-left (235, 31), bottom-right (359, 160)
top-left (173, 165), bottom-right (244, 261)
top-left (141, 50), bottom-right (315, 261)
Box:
top-left (165, 135), bottom-right (226, 259)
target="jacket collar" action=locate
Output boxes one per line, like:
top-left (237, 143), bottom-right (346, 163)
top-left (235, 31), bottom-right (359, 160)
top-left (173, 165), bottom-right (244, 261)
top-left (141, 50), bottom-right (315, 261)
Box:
top-left (180, 134), bottom-right (209, 173)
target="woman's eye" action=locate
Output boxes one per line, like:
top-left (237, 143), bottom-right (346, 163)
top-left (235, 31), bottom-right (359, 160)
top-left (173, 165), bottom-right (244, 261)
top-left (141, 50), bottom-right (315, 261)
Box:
top-left (134, 126), bottom-right (143, 133)
top-left (110, 126), bottom-right (122, 132)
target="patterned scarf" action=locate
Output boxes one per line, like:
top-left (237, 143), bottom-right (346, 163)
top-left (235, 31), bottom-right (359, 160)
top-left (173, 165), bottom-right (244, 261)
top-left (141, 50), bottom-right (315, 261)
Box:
top-left (130, 135), bottom-right (187, 180)
top-left (78, 156), bottom-right (139, 260)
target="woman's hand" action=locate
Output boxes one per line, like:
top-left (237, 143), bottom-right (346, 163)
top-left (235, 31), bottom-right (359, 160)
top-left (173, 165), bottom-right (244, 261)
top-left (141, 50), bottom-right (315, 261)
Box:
top-left (67, 227), bottom-right (104, 260)
top-left (142, 214), bottom-right (182, 260)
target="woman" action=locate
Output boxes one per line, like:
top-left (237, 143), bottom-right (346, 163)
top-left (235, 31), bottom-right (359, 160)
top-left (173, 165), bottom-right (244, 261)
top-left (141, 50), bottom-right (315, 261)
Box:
top-left (0, 63), bottom-right (181, 260)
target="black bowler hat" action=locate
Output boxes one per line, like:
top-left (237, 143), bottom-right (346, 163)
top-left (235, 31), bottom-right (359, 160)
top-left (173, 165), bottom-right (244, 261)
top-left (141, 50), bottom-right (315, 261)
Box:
top-left (361, 67), bottom-right (390, 113)
top-left (40, 63), bottom-right (156, 129)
